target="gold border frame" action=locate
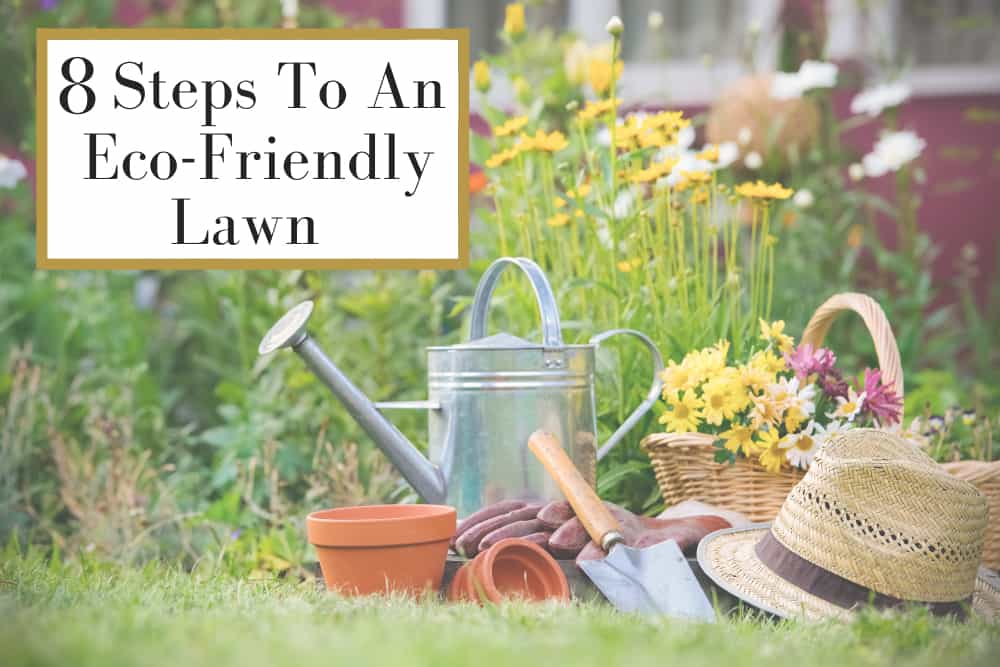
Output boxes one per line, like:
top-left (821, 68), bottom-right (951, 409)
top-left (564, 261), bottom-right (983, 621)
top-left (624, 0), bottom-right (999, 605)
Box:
top-left (35, 28), bottom-right (470, 270)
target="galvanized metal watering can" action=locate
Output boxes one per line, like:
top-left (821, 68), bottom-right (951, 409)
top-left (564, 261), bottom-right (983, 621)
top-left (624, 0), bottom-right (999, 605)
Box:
top-left (258, 257), bottom-right (664, 518)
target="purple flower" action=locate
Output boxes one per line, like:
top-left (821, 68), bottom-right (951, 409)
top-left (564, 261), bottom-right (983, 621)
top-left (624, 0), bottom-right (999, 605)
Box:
top-left (40, 0), bottom-right (59, 10)
top-left (860, 368), bottom-right (902, 425)
top-left (818, 367), bottom-right (849, 400)
top-left (784, 343), bottom-right (837, 382)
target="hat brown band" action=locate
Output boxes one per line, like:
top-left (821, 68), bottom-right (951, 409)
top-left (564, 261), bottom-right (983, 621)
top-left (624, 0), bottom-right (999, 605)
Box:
top-left (755, 530), bottom-right (971, 619)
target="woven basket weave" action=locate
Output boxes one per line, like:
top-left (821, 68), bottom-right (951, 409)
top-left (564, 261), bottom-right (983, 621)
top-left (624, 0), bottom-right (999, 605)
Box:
top-left (643, 292), bottom-right (1000, 570)
top-left (942, 460), bottom-right (1000, 571)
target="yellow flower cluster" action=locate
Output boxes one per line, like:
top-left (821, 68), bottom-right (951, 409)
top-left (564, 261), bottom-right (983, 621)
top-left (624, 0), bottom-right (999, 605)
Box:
top-left (517, 129), bottom-right (569, 153)
top-left (615, 111), bottom-right (691, 152)
top-left (576, 98), bottom-right (621, 123)
top-left (484, 128), bottom-right (568, 169)
top-left (493, 116), bottom-right (529, 138)
top-left (659, 322), bottom-right (817, 473)
top-left (485, 147), bottom-right (519, 169)
top-left (735, 180), bottom-right (794, 200)
top-left (629, 158), bottom-right (677, 184)
top-left (674, 169), bottom-right (712, 192)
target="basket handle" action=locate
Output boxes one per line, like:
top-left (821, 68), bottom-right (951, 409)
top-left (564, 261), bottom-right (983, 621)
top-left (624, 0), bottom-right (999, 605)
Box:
top-left (800, 293), bottom-right (904, 415)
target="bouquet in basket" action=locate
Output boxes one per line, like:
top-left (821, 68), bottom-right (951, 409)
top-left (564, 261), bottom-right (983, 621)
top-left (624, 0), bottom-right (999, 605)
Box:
top-left (658, 320), bottom-right (911, 473)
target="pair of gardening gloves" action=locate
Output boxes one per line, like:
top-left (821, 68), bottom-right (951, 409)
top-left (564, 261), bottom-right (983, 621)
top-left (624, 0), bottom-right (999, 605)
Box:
top-left (451, 499), bottom-right (729, 564)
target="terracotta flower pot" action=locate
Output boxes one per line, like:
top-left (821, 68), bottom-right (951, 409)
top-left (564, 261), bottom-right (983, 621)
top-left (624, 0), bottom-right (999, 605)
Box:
top-left (307, 504), bottom-right (456, 596)
top-left (447, 560), bottom-right (475, 602)
top-left (448, 537), bottom-right (569, 603)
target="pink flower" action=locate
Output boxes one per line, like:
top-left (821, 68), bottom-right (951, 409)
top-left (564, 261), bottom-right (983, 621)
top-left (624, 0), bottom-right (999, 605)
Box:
top-left (860, 368), bottom-right (902, 425)
top-left (784, 344), bottom-right (837, 382)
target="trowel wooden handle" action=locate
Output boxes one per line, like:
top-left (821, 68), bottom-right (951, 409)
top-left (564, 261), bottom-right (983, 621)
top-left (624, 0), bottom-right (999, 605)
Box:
top-left (528, 430), bottom-right (623, 552)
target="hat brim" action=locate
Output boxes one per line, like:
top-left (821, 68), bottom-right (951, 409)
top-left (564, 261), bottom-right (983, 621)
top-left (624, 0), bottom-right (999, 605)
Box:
top-left (697, 524), bottom-right (1000, 622)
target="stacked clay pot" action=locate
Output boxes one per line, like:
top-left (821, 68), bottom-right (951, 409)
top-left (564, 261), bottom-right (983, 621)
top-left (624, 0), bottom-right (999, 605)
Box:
top-left (447, 537), bottom-right (570, 603)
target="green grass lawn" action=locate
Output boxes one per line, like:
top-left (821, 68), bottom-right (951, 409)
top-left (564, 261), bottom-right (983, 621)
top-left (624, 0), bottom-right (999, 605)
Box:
top-left (3, 553), bottom-right (999, 667)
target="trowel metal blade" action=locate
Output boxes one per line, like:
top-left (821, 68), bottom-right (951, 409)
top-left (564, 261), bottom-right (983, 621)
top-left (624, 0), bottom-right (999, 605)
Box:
top-left (578, 539), bottom-right (716, 621)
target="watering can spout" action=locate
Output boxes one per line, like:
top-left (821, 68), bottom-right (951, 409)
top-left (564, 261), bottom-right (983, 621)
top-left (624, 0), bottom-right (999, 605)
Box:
top-left (258, 301), bottom-right (447, 504)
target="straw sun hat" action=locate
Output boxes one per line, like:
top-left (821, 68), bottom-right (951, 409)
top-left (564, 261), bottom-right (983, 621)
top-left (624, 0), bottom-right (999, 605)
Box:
top-left (698, 429), bottom-right (1000, 621)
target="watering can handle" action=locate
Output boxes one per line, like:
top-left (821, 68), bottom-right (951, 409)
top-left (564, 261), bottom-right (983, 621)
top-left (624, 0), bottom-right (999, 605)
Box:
top-left (468, 257), bottom-right (563, 347)
top-left (590, 329), bottom-right (664, 461)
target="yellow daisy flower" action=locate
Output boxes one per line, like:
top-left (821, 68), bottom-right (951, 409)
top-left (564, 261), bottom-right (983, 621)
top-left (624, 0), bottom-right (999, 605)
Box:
top-left (659, 391), bottom-right (704, 433)
top-left (576, 99), bottom-right (620, 123)
top-left (701, 340), bottom-right (730, 374)
top-left (759, 319), bottom-right (795, 353)
top-left (546, 213), bottom-right (570, 227)
top-left (756, 427), bottom-right (787, 473)
top-left (517, 130), bottom-right (568, 153)
top-left (660, 358), bottom-right (700, 395)
top-left (750, 349), bottom-right (786, 374)
top-left (720, 424), bottom-right (758, 457)
top-left (701, 377), bottom-right (743, 426)
top-left (484, 147), bottom-right (519, 169)
top-left (492, 116), bottom-right (529, 138)
top-left (750, 391), bottom-right (784, 429)
top-left (784, 405), bottom-right (807, 433)
top-left (735, 180), bottom-right (794, 200)
top-left (738, 363), bottom-right (774, 391)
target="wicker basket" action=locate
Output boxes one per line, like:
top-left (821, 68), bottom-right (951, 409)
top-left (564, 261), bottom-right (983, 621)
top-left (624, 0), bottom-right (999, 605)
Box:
top-left (942, 460), bottom-right (1000, 571)
top-left (643, 293), bottom-right (903, 523)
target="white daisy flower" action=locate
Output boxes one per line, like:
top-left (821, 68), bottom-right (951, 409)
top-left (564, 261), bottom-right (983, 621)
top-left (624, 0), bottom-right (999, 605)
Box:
top-left (770, 71), bottom-right (803, 100)
top-left (0, 155), bottom-right (27, 189)
top-left (813, 419), bottom-right (849, 446)
top-left (878, 417), bottom-right (929, 448)
top-left (716, 141), bottom-right (740, 168)
top-left (744, 151), bottom-right (763, 169)
top-left (828, 388), bottom-right (867, 422)
top-left (798, 60), bottom-right (838, 89)
top-left (781, 421), bottom-right (819, 469)
top-left (737, 127), bottom-right (753, 146)
top-left (795, 381), bottom-right (817, 417)
top-left (793, 188), bottom-right (814, 209)
top-left (768, 376), bottom-right (815, 416)
top-left (862, 131), bottom-right (926, 178)
top-left (770, 60), bottom-right (838, 99)
top-left (850, 81), bottom-right (911, 117)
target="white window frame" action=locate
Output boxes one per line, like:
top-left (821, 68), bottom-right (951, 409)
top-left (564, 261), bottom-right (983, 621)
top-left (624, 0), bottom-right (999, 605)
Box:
top-left (404, 0), bottom-right (1000, 108)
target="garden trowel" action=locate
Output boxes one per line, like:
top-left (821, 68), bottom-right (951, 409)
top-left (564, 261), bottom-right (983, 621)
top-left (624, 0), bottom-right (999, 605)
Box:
top-left (528, 431), bottom-right (716, 621)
